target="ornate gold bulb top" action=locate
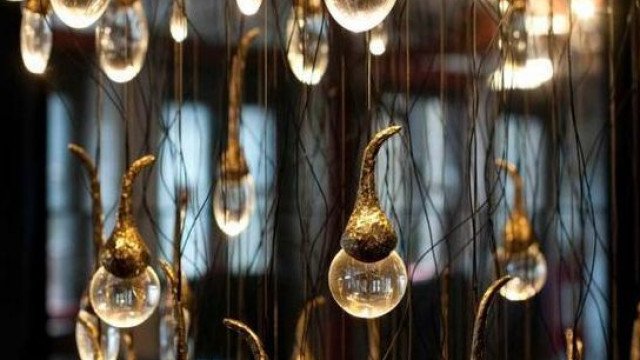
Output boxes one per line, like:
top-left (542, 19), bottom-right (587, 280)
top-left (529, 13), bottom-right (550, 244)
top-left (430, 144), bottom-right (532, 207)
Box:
top-left (495, 159), bottom-right (533, 253)
top-left (25, 0), bottom-right (51, 14)
top-left (222, 28), bottom-right (260, 182)
top-left (100, 155), bottom-right (155, 279)
top-left (340, 125), bottom-right (402, 263)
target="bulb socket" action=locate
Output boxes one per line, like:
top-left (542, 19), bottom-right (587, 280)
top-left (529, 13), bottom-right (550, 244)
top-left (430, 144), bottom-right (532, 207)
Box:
top-left (220, 141), bottom-right (250, 182)
top-left (100, 221), bottom-right (151, 278)
top-left (503, 211), bottom-right (534, 253)
top-left (25, 0), bottom-right (51, 14)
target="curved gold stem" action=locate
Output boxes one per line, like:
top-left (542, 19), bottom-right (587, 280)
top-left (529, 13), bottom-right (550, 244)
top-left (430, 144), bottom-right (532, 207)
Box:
top-left (117, 155), bottom-right (155, 224)
top-left (470, 276), bottom-right (512, 360)
top-left (565, 328), bottom-right (584, 360)
top-left (78, 311), bottom-right (104, 360)
top-left (160, 260), bottom-right (188, 360)
top-left (223, 318), bottom-right (269, 360)
top-left (291, 296), bottom-right (325, 360)
top-left (357, 125), bottom-right (402, 206)
top-left (122, 331), bottom-right (136, 360)
top-left (68, 144), bottom-right (104, 268)
top-left (25, 0), bottom-right (51, 14)
top-left (494, 159), bottom-right (524, 214)
top-left (367, 319), bottom-right (380, 360)
top-left (631, 303), bottom-right (640, 360)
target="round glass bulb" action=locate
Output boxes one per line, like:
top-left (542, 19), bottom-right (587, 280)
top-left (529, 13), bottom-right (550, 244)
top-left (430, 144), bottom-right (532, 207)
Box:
top-left (498, 243), bottom-right (547, 301)
top-left (328, 249), bottom-right (407, 319)
top-left (213, 174), bottom-right (256, 237)
top-left (20, 8), bottom-right (52, 75)
top-left (170, 2), bottom-right (188, 43)
top-left (159, 297), bottom-right (192, 360)
top-left (368, 22), bottom-right (388, 56)
top-left (75, 309), bottom-right (120, 360)
top-left (324, 0), bottom-right (396, 33)
top-left (286, 10), bottom-right (329, 85)
top-left (51, 0), bottom-right (109, 28)
top-left (96, 0), bottom-right (149, 83)
top-left (236, 0), bottom-right (261, 16)
top-left (89, 265), bottom-right (161, 328)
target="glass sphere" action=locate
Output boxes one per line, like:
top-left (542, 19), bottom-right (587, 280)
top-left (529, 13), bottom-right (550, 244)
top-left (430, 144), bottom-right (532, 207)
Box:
top-left (324, 0), bottom-right (396, 33)
top-left (498, 243), bottom-right (547, 301)
top-left (286, 10), bottom-right (329, 85)
top-left (89, 266), bottom-right (161, 328)
top-left (75, 309), bottom-right (120, 360)
top-left (328, 249), bottom-right (407, 319)
top-left (170, 2), bottom-right (188, 43)
top-left (51, 0), bottom-right (109, 28)
top-left (96, 0), bottom-right (149, 83)
top-left (213, 174), bottom-right (255, 237)
top-left (236, 0), bottom-right (261, 16)
top-left (159, 297), bottom-right (192, 360)
top-left (20, 8), bottom-right (52, 75)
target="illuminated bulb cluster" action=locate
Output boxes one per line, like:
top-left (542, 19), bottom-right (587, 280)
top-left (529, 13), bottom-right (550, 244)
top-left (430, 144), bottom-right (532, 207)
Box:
top-left (21, 0), bottom-right (52, 75)
top-left (236, 0), bottom-right (261, 16)
top-left (51, 0), bottom-right (109, 28)
top-left (76, 306), bottom-right (120, 360)
top-left (368, 22), bottom-right (388, 56)
top-left (286, 4), bottom-right (329, 85)
top-left (170, 0), bottom-right (188, 43)
top-left (96, 0), bottom-right (149, 83)
top-left (324, 0), bottom-right (396, 33)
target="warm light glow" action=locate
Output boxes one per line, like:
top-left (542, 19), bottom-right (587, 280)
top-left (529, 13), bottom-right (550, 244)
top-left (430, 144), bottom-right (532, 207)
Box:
top-left (76, 310), bottom-right (120, 360)
top-left (498, 0), bottom-right (509, 13)
top-left (286, 11), bottom-right (329, 85)
top-left (497, 244), bottom-right (547, 301)
top-left (526, 15), bottom-right (570, 35)
top-left (20, 8), bottom-right (52, 75)
top-left (572, 0), bottom-right (596, 21)
top-left (236, 0), bottom-right (261, 16)
top-left (213, 174), bottom-right (256, 237)
top-left (324, 0), bottom-right (396, 33)
top-left (489, 58), bottom-right (554, 90)
top-left (51, 0), bottom-right (109, 28)
top-left (368, 22), bottom-right (388, 56)
top-left (96, 0), bottom-right (149, 83)
top-left (170, 1), bottom-right (188, 43)
top-left (89, 266), bottom-right (161, 328)
top-left (328, 250), bottom-right (407, 319)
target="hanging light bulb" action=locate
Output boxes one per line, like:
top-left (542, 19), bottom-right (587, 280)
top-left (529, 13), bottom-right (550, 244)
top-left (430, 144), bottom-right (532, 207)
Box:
top-left (96, 0), bottom-right (149, 83)
top-left (368, 22), bottom-right (388, 56)
top-left (89, 155), bottom-right (161, 328)
top-left (494, 159), bottom-right (547, 301)
top-left (236, 0), bottom-right (261, 16)
top-left (170, 0), bottom-right (188, 43)
top-left (50, 0), bottom-right (108, 28)
top-left (328, 126), bottom-right (408, 319)
top-left (20, 0), bottom-right (52, 75)
top-left (76, 297), bottom-right (121, 360)
top-left (213, 29), bottom-right (260, 237)
top-left (285, 0), bottom-right (329, 85)
top-left (324, 0), bottom-right (396, 33)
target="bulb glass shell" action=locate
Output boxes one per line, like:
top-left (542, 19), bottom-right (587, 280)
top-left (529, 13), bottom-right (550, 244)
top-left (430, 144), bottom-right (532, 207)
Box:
top-left (328, 249), bottom-right (407, 319)
top-left (20, 8), bottom-right (52, 75)
top-left (498, 243), bottom-right (547, 301)
top-left (90, 265), bottom-right (161, 328)
top-left (170, 2), bottom-right (187, 43)
top-left (75, 309), bottom-right (120, 360)
top-left (96, 0), bottom-right (149, 83)
top-left (51, 0), bottom-right (108, 28)
top-left (286, 10), bottom-right (329, 85)
top-left (324, 0), bottom-right (396, 33)
top-left (236, 0), bottom-right (261, 15)
top-left (213, 174), bottom-right (255, 237)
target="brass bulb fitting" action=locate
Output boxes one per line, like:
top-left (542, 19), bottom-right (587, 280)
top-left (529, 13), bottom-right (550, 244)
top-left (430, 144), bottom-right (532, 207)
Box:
top-left (25, 0), bottom-right (51, 15)
top-left (340, 125), bottom-right (402, 263)
top-left (115, 0), bottom-right (138, 7)
top-left (223, 318), bottom-right (269, 360)
top-left (495, 159), bottom-right (534, 253)
top-left (293, 0), bottom-right (323, 17)
top-left (471, 276), bottom-right (512, 360)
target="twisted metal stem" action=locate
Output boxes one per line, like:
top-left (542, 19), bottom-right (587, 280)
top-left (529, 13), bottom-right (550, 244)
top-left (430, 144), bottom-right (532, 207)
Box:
top-left (77, 312), bottom-right (104, 360)
top-left (160, 261), bottom-right (188, 360)
top-left (495, 159), bottom-right (525, 214)
top-left (291, 296), bottom-right (325, 360)
top-left (117, 155), bottom-right (155, 225)
top-left (470, 276), bottom-right (512, 360)
top-left (357, 125), bottom-right (402, 207)
top-left (223, 318), bottom-right (269, 360)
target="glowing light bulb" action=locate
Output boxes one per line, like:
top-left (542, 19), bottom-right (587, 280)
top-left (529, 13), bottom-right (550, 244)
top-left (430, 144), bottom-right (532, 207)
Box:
top-left (51, 0), bottom-right (108, 28)
top-left (368, 22), bottom-right (388, 56)
top-left (236, 0), bottom-right (261, 15)
top-left (328, 249), bottom-right (407, 319)
top-left (89, 265), bottom-right (161, 328)
top-left (572, 0), bottom-right (596, 21)
top-left (76, 308), bottom-right (120, 360)
top-left (497, 243), bottom-right (547, 301)
top-left (324, 0), bottom-right (396, 33)
top-left (213, 174), bottom-right (255, 237)
top-left (20, 8), bottom-right (52, 75)
top-left (170, 0), bottom-right (187, 43)
top-left (96, 0), bottom-right (149, 83)
top-left (489, 58), bottom-right (553, 90)
top-left (286, 9), bottom-right (329, 85)
top-left (159, 297), bottom-right (192, 360)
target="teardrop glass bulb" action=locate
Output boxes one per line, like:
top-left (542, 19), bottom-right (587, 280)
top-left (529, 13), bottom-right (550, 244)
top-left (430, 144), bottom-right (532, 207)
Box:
top-left (170, 1), bottom-right (187, 43)
top-left (328, 249), bottom-right (407, 319)
top-left (213, 174), bottom-right (256, 237)
top-left (20, 8), bottom-right (52, 75)
top-left (286, 9), bottom-right (329, 85)
top-left (96, 0), bottom-right (149, 83)
top-left (324, 0), bottom-right (396, 33)
top-left (497, 243), bottom-right (547, 301)
top-left (89, 265), bottom-right (161, 328)
top-left (51, 0), bottom-right (108, 28)
top-left (236, 0), bottom-right (261, 15)
top-left (368, 22), bottom-right (388, 56)
top-left (76, 308), bottom-right (120, 360)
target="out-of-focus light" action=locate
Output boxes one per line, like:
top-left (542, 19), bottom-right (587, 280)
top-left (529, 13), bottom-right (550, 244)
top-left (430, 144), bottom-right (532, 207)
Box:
top-left (490, 58), bottom-right (554, 90)
top-left (526, 15), bottom-right (570, 35)
top-left (368, 22), bottom-right (388, 56)
top-left (572, 0), bottom-right (596, 21)
top-left (498, 0), bottom-right (509, 13)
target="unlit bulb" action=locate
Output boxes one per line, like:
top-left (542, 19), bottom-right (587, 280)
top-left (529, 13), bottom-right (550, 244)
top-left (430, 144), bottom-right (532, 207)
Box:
top-left (213, 175), bottom-right (255, 237)
top-left (20, 8), bottom-right (52, 75)
top-left (328, 249), bottom-right (407, 319)
top-left (96, 0), bottom-right (149, 83)
top-left (76, 309), bottom-right (120, 360)
top-left (89, 265), bottom-right (161, 328)
top-left (236, 0), bottom-right (261, 15)
top-left (497, 243), bottom-right (547, 301)
top-left (368, 22), bottom-right (388, 56)
top-left (324, 0), bottom-right (396, 33)
top-left (170, 1), bottom-right (187, 43)
top-left (286, 10), bottom-right (329, 85)
top-left (51, 0), bottom-right (108, 28)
